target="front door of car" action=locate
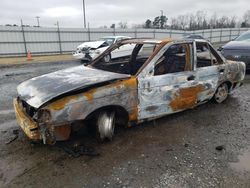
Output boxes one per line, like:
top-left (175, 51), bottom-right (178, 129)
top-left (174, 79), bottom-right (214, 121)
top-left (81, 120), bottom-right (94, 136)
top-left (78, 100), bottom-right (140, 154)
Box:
top-left (194, 42), bottom-right (226, 103)
top-left (138, 42), bottom-right (205, 120)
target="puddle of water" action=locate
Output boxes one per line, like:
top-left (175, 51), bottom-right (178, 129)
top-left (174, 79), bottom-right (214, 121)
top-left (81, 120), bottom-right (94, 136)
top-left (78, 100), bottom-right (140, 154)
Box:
top-left (230, 149), bottom-right (250, 172)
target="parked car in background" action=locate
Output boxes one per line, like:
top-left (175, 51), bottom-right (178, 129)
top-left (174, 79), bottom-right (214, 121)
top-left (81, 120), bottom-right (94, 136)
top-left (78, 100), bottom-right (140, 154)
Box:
top-left (183, 34), bottom-right (207, 40)
top-left (219, 30), bottom-right (250, 70)
top-left (14, 38), bottom-right (245, 144)
top-left (72, 36), bottom-right (133, 64)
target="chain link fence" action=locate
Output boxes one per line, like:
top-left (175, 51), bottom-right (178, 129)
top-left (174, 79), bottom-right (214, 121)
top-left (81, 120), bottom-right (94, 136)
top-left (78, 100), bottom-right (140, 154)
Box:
top-left (0, 26), bottom-right (249, 57)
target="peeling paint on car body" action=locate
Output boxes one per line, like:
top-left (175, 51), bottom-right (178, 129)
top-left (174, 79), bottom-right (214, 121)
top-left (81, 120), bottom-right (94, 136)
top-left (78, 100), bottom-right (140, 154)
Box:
top-left (14, 38), bottom-right (246, 144)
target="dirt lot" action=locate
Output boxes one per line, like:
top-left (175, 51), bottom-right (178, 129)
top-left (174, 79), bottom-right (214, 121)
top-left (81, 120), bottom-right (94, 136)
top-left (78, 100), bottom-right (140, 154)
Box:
top-left (0, 60), bottom-right (250, 188)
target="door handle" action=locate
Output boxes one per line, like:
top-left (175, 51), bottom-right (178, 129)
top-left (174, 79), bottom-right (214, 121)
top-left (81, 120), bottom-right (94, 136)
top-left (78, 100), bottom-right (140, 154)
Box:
top-left (219, 69), bottom-right (225, 73)
top-left (187, 75), bottom-right (195, 81)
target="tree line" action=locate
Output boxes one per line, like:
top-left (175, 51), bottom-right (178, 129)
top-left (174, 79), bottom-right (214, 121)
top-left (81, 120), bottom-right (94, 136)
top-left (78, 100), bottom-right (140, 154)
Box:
top-left (142, 10), bottom-right (250, 30)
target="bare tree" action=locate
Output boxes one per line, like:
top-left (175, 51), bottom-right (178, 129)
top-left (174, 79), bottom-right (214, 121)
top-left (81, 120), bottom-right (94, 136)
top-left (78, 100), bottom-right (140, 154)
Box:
top-left (118, 22), bottom-right (128, 29)
top-left (242, 10), bottom-right (250, 27)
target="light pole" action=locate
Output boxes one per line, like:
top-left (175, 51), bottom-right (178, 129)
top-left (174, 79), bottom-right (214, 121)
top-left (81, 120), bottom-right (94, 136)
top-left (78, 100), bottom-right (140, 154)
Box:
top-left (83, 0), bottom-right (87, 28)
top-left (35, 16), bottom-right (40, 27)
top-left (160, 10), bottom-right (163, 17)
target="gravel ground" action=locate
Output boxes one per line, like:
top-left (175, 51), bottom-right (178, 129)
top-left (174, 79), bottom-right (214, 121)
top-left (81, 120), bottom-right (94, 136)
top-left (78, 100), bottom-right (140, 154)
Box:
top-left (0, 60), bottom-right (250, 188)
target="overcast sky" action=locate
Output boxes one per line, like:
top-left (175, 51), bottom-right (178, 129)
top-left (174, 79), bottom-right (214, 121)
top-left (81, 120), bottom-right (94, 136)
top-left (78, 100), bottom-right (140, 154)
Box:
top-left (0, 0), bottom-right (249, 28)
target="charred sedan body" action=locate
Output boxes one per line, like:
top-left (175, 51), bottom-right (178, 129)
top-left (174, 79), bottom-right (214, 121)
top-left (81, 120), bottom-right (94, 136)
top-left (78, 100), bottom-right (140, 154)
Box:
top-left (72, 36), bottom-right (132, 63)
top-left (14, 38), bottom-right (246, 144)
top-left (220, 30), bottom-right (250, 70)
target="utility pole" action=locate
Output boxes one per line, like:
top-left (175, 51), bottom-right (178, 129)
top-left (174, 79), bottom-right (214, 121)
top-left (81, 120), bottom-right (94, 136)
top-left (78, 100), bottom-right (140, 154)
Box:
top-left (83, 0), bottom-right (86, 28)
top-left (35, 16), bottom-right (40, 27)
top-left (56, 21), bottom-right (62, 54)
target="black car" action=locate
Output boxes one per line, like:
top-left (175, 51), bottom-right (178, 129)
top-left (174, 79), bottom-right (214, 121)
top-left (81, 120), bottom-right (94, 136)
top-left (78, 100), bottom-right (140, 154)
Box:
top-left (220, 31), bottom-right (250, 70)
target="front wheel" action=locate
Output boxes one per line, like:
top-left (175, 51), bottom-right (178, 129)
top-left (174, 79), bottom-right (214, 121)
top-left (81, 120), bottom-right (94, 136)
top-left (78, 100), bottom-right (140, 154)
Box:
top-left (213, 83), bottom-right (229, 103)
top-left (96, 111), bottom-right (116, 141)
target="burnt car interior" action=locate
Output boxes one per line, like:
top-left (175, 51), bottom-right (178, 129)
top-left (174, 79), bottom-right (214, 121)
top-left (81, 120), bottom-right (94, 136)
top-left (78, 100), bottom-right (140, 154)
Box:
top-left (92, 43), bottom-right (158, 75)
top-left (155, 43), bottom-right (192, 75)
top-left (196, 42), bottom-right (223, 67)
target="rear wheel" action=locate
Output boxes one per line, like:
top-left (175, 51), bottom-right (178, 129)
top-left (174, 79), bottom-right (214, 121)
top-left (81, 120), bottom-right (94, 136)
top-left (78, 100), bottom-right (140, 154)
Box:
top-left (96, 111), bottom-right (116, 141)
top-left (213, 83), bottom-right (229, 103)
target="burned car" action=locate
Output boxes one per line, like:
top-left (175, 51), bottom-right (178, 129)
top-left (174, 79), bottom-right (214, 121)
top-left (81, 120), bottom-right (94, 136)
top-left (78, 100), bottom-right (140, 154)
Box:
top-left (14, 38), bottom-right (245, 144)
top-left (72, 36), bottom-right (133, 63)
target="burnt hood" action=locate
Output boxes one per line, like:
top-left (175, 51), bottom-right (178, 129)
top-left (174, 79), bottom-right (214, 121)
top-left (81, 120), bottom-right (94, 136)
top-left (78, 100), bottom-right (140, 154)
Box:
top-left (17, 66), bottom-right (130, 108)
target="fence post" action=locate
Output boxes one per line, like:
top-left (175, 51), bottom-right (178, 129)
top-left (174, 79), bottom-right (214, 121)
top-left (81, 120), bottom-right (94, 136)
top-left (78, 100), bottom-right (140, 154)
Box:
top-left (153, 29), bottom-right (156, 38)
top-left (134, 29), bottom-right (137, 38)
top-left (229, 28), bottom-right (232, 41)
top-left (20, 19), bottom-right (27, 56)
top-left (210, 28), bottom-right (213, 43)
top-left (56, 21), bottom-right (62, 54)
top-left (170, 28), bottom-right (172, 38)
top-left (238, 27), bottom-right (241, 37)
top-left (220, 28), bottom-right (223, 43)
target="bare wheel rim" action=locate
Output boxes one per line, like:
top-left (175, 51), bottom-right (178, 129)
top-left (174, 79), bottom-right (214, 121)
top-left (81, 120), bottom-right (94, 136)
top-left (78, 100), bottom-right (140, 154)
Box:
top-left (215, 84), bottom-right (228, 103)
top-left (97, 111), bottom-right (115, 140)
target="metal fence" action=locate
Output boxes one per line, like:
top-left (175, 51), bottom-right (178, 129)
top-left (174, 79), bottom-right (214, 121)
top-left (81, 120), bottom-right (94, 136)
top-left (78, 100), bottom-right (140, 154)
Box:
top-left (0, 26), bottom-right (249, 57)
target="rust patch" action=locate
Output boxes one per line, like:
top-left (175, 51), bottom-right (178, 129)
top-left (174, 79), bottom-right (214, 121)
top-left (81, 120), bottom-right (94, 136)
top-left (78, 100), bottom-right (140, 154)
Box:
top-left (170, 85), bottom-right (204, 111)
top-left (129, 106), bottom-right (138, 121)
top-left (83, 88), bottom-right (97, 101)
top-left (48, 95), bottom-right (78, 111)
top-left (53, 125), bottom-right (71, 141)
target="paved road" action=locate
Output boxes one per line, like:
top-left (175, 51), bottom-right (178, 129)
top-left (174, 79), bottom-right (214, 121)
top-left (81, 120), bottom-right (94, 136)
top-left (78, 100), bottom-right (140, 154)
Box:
top-left (0, 61), bottom-right (250, 187)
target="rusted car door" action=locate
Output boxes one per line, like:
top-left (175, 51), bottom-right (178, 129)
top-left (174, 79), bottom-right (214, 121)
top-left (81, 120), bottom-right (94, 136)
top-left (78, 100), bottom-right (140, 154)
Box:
top-left (194, 42), bottom-right (225, 102)
top-left (138, 42), bottom-right (205, 120)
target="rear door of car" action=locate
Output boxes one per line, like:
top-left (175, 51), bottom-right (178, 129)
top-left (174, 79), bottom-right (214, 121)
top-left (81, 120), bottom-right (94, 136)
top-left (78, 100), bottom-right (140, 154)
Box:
top-left (138, 42), bottom-right (205, 120)
top-left (194, 41), bottom-right (225, 103)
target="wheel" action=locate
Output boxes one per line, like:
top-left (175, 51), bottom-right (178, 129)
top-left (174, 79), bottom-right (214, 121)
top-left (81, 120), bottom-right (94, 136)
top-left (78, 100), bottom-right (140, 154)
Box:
top-left (213, 83), bottom-right (229, 103)
top-left (96, 111), bottom-right (115, 141)
top-left (103, 54), bottom-right (111, 63)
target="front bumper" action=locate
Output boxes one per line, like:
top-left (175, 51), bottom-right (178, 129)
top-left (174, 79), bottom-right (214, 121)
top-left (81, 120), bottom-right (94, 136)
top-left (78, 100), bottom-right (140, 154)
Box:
top-left (13, 98), bottom-right (72, 144)
top-left (13, 98), bottom-right (41, 141)
top-left (72, 52), bottom-right (94, 61)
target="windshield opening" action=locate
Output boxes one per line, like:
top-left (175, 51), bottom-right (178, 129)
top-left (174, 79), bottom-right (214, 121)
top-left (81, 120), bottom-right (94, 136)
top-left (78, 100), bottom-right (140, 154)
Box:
top-left (99, 38), bottom-right (115, 45)
top-left (90, 42), bottom-right (159, 75)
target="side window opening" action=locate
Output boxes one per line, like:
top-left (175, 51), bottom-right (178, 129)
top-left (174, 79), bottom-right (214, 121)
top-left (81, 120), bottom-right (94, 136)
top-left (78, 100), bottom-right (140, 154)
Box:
top-left (154, 43), bottom-right (192, 76)
top-left (196, 42), bottom-right (222, 68)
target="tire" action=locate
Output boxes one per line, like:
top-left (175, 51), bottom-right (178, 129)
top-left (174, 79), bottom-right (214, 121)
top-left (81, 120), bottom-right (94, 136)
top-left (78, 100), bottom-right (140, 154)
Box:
top-left (95, 111), bottom-right (116, 142)
top-left (213, 83), bottom-right (229, 103)
top-left (103, 54), bottom-right (111, 63)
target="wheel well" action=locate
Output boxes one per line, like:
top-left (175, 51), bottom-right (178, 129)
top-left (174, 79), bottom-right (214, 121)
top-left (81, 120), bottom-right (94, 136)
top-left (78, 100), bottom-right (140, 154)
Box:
top-left (85, 105), bottom-right (129, 127)
top-left (223, 81), bottom-right (232, 91)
